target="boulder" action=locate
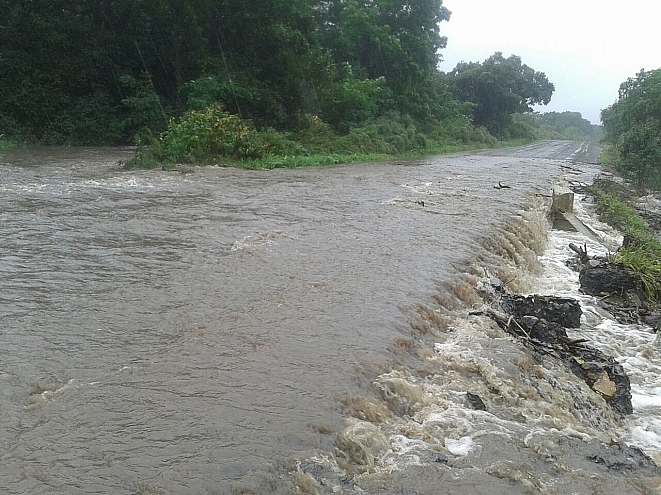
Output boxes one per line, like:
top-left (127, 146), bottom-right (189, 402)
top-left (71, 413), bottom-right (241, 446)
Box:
top-left (466, 392), bottom-right (487, 411)
top-left (579, 266), bottom-right (645, 304)
top-left (588, 443), bottom-right (660, 474)
top-left (501, 294), bottom-right (582, 328)
top-left (526, 319), bottom-right (568, 343)
top-left (568, 346), bottom-right (633, 416)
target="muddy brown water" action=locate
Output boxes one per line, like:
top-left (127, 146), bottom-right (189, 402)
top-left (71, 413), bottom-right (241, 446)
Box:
top-left (3, 141), bottom-right (655, 494)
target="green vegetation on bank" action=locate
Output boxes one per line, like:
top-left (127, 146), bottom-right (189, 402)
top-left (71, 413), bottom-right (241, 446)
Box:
top-left (534, 112), bottom-right (602, 141)
top-left (590, 183), bottom-right (661, 301)
top-left (449, 53), bottom-right (554, 139)
top-left (130, 103), bottom-right (502, 168)
top-left (0, 136), bottom-right (18, 151)
top-left (129, 104), bottom-right (574, 169)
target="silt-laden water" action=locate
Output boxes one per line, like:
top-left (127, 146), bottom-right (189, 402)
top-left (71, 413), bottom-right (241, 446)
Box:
top-left (2, 142), bottom-right (658, 494)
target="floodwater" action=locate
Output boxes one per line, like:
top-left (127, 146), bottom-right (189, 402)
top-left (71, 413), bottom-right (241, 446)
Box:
top-left (1, 141), bottom-right (659, 494)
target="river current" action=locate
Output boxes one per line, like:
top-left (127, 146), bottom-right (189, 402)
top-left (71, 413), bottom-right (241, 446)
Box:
top-left (1, 142), bottom-right (660, 494)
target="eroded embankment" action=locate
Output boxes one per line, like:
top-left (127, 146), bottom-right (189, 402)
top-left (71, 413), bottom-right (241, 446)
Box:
top-left (286, 189), bottom-right (661, 495)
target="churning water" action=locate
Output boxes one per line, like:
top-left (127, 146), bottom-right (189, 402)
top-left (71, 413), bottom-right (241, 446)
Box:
top-left (1, 142), bottom-right (659, 494)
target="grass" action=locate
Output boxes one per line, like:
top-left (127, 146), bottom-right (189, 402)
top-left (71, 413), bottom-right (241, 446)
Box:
top-left (0, 136), bottom-right (18, 151)
top-left (237, 140), bottom-right (513, 170)
top-left (128, 137), bottom-right (531, 170)
top-left (238, 153), bottom-right (390, 169)
top-left (591, 183), bottom-right (661, 301)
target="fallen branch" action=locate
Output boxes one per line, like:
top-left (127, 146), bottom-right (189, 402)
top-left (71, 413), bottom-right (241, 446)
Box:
top-left (569, 242), bottom-right (589, 264)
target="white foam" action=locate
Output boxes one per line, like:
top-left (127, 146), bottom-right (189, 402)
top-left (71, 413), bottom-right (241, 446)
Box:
top-left (535, 202), bottom-right (661, 460)
top-left (632, 392), bottom-right (661, 410)
top-left (445, 436), bottom-right (473, 456)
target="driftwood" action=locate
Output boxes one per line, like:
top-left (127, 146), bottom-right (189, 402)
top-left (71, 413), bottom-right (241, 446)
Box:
top-left (569, 242), bottom-right (589, 264)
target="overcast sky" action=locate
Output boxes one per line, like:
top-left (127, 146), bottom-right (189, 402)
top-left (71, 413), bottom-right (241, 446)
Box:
top-left (438, 0), bottom-right (661, 124)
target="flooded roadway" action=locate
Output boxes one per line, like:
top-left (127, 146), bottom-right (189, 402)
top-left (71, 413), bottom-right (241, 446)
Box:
top-left (2, 141), bottom-right (656, 494)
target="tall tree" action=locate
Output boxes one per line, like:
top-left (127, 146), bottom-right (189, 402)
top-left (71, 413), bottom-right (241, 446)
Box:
top-left (320, 0), bottom-right (449, 87)
top-left (2, 0), bottom-right (537, 147)
top-left (449, 52), bottom-right (554, 138)
top-left (537, 111), bottom-right (599, 140)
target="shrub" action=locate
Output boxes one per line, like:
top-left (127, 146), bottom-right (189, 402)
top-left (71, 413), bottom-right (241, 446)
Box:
top-left (0, 135), bottom-right (18, 151)
top-left (318, 75), bottom-right (386, 132)
top-left (156, 105), bottom-right (265, 163)
top-left (180, 76), bottom-right (255, 116)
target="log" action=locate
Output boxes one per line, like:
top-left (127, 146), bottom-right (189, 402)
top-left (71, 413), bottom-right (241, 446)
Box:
top-left (569, 242), bottom-right (589, 264)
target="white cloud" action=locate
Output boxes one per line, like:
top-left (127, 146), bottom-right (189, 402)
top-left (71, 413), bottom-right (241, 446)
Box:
top-left (439, 0), bottom-right (661, 123)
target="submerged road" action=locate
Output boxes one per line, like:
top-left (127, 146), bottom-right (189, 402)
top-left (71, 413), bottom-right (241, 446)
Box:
top-left (1, 141), bottom-right (632, 494)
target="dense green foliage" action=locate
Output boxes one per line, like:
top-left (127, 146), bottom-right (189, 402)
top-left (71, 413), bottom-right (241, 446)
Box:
top-left (602, 69), bottom-right (661, 188)
top-left (0, 136), bottom-right (18, 151)
top-left (1, 1), bottom-right (557, 161)
top-left (498, 112), bottom-right (600, 143)
top-left (535, 112), bottom-right (601, 141)
top-left (448, 53), bottom-right (554, 139)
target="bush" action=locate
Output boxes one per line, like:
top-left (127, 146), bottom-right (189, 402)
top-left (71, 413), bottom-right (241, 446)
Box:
top-left (0, 135), bottom-right (18, 151)
top-left (507, 114), bottom-right (539, 141)
top-left (154, 105), bottom-right (308, 164)
top-left (133, 103), bottom-right (504, 168)
top-left (180, 76), bottom-right (255, 115)
top-left (318, 75), bottom-right (386, 132)
top-left (155, 105), bottom-right (263, 163)
top-left (255, 128), bottom-right (308, 156)
top-left (43, 92), bottom-right (125, 145)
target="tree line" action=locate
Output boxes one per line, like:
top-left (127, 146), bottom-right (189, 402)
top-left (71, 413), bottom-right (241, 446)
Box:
top-left (0, 0), bottom-right (586, 162)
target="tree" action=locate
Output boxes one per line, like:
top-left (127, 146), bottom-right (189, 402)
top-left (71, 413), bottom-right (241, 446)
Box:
top-left (448, 52), bottom-right (554, 138)
top-left (320, 1), bottom-right (450, 91)
top-left (602, 69), bottom-right (661, 188)
top-left (536, 111), bottom-right (600, 140)
top-left (0, 0), bottom-right (492, 148)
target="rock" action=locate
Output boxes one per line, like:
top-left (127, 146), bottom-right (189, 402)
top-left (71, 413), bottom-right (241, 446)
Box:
top-left (488, 290), bottom-right (633, 417)
top-left (643, 313), bottom-right (661, 332)
top-left (592, 371), bottom-right (617, 398)
top-left (637, 208), bottom-right (661, 237)
top-left (587, 259), bottom-right (605, 269)
top-left (501, 294), bottom-right (582, 328)
top-left (527, 319), bottom-right (568, 343)
top-left (580, 264), bottom-right (652, 325)
top-left (521, 315), bottom-right (539, 330)
top-left (597, 300), bottom-right (641, 325)
top-left (579, 266), bottom-right (645, 303)
top-left (429, 452), bottom-right (449, 464)
top-left (466, 392), bottom-right (487, 411)
top-left (588, 444), bottom-right (660, 474)
top-left (568, 347), bottom-right (632, 416)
